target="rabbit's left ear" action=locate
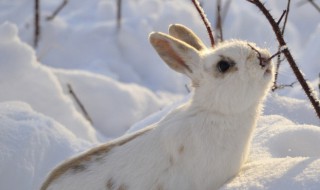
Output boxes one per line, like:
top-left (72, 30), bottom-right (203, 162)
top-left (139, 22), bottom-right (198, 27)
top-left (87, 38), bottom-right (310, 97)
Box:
top-left (149, 32), bottom-right (200, 79)
top-left (168, 24), bottom-right (206, 51)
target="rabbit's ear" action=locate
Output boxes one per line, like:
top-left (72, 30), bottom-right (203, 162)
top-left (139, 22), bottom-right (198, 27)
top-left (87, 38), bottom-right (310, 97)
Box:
top-left (149, 32), bottom-right (200, 77)
top-left (168, 24), bottom-right (206, 51)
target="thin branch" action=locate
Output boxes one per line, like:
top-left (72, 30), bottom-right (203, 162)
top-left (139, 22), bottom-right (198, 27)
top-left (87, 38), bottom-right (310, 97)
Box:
top-left (46, 0), bottom-right (68, 21)
top-left (67, 83), bottom-right (93, 125)
top-left (282, 0), bottom-right (291, 35)
top-left (116, 0), bottom-right (122, 31)
top-left (274, 0), bottom-right (291, 90)
top-left (191, 0), bottom-right (215, 47)
top-left (216, 0), bottom-right (224, 42)
top-left (273, 82), bottom-right (297, 90)
top-left (34, 0), bottom-right (40, 48)
top-left (276, 10), bottom-right (287, 25)
top-left (215, 0), bottom-right (231, 42)
top-left (318, 73), bottom-right (320, 97)
top-left (247, 0), bottom-right (320, 119)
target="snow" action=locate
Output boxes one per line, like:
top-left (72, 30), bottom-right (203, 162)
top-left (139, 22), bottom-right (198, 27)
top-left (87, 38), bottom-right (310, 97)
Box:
top-left (0, 101), bottom-right (91, 190)
top-left (0, 0), bottom-right (319, 190)
top-left (222, 115), bottom-right (320, 190)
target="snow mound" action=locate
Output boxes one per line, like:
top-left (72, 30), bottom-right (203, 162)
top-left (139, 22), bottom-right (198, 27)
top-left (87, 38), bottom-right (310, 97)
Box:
top-left (54, 69), bottom-right (178, 138)
top-left (222, 115), bottom-right (320, 189)
top-left (0, 22), bottom-right (98, 142)
top-left (265, 94), bottom-right (319, 125)
top-left (0, 101), bottom-right (92, 190)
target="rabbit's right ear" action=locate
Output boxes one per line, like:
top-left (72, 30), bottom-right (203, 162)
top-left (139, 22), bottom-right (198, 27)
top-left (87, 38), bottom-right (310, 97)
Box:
top-left (149, 32), bottom-right (200, 78)
top-left (169, 24), bottom-right (206, 51)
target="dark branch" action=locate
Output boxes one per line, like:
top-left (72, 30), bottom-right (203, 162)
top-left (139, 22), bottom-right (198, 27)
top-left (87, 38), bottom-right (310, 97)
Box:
top-left (276, 10), bottom-right (287, 25)
top-left (116, 0), bottom-right (122, 31)
top-left (282, 0), bottom-right (291, 35)
top-left (247, 0), bottom-right (320, 119)
top-left (191, 0), bottom-right (215, 47)
top-left (46, 0), bottom-right (68, 21)
top-left (318, 73), bottom-right (320, 97)
top-left (216, 0), bottom-right (224, 42)
top-left (67, 84), bottom-right (93, 125)
top-left (34, 0), bottom-right (40, 48)
top-left (272, 82), bottom-right (297, 91)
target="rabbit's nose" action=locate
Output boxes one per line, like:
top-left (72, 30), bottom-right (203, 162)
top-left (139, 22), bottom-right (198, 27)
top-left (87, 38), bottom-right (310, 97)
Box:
top-left (260, 57), bottom-right (270, 68)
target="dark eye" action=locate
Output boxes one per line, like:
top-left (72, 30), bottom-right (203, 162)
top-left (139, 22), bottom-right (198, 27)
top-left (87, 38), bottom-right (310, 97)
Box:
top-left (217, 60), bottom-right (231, 73)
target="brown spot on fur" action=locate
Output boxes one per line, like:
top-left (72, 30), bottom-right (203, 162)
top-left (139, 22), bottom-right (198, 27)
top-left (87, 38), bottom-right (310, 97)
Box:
top-left (106, 178), bottom-right (115, 189)
top-left (178, 145), bottom-right (184, 154)
top-left (117, 184), bottom-right (127, 190)
top-left (71, 164), bottom-right (87, 173)
top-left (40, 126), bottom-right (154, 190)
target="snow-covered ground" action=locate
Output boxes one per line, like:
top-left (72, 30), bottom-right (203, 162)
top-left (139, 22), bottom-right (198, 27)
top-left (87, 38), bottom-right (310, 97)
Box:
top-left (0, 0), bottom-right (319, 189)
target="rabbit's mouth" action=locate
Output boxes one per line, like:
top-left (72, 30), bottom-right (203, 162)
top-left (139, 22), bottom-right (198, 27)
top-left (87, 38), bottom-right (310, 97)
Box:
top-left (264, 65), bottom-right (272, 75)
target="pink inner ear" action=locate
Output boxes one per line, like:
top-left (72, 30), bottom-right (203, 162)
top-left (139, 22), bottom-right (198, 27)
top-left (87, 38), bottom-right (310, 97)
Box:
top-left (151, 37), bottom-right (192, 73)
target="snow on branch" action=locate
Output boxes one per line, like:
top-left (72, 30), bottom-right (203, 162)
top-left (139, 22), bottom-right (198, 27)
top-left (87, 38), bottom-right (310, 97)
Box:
top-left (273, 0), bottom-right (295, 91)
top-left (191, 0), bottom-right (215, 47)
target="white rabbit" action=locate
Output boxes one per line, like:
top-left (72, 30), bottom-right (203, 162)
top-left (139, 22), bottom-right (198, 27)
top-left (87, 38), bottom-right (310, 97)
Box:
top-left (41, 24), bottom-right (274, 190)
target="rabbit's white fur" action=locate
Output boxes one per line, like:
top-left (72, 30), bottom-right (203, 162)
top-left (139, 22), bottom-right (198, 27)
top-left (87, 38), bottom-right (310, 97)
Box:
top-left (41, 24), bottom-right (274, 190)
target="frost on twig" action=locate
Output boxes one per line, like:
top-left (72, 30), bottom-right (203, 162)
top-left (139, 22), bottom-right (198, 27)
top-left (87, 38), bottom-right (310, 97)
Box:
top-left (273, 0), bottom-right (293, 91)
top-left (191, 0), bottom-right (215, 47)
top-left (247, 0), bottom-right (320, 119)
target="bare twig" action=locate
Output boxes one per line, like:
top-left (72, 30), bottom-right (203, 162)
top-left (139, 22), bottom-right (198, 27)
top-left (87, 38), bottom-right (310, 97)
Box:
top-left (274, 82), bottom-right (297, 90)
top-left (276, 10), bottom-right (287, 25)
top-left (34, 0), bottom-right (41, 48)
top-left (215, 0), bottom-right (231, 42)
top-left (248, 44), bottom-right (286, 66)
top-left (273, 0), bottom-right (291, 91)
top-left (116, 0), bottom-right (122, 31)
top-left (247, 0), bottom-right (320, 119)
top-left (281, 0), bottom-right (291, 35)
top-left (318, 73), bottom-right (320, 97)
top-left (46, 0), bottom-right (68, 21)
top-left (216, 0), bottom-right (224, 42)
top-left (67, 84), bottom-right (93, 125)
top-left (191, 0), bottom-right (215, 47)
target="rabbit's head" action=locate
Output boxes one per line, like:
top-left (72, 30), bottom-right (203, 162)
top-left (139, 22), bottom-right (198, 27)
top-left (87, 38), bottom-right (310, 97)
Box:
top-left (150, 24), bottom-right (274, 114)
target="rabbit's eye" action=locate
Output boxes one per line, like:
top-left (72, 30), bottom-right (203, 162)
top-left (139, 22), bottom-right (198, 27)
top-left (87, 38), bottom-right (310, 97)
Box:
top-left (217, 60), bottom-right (231, 73)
